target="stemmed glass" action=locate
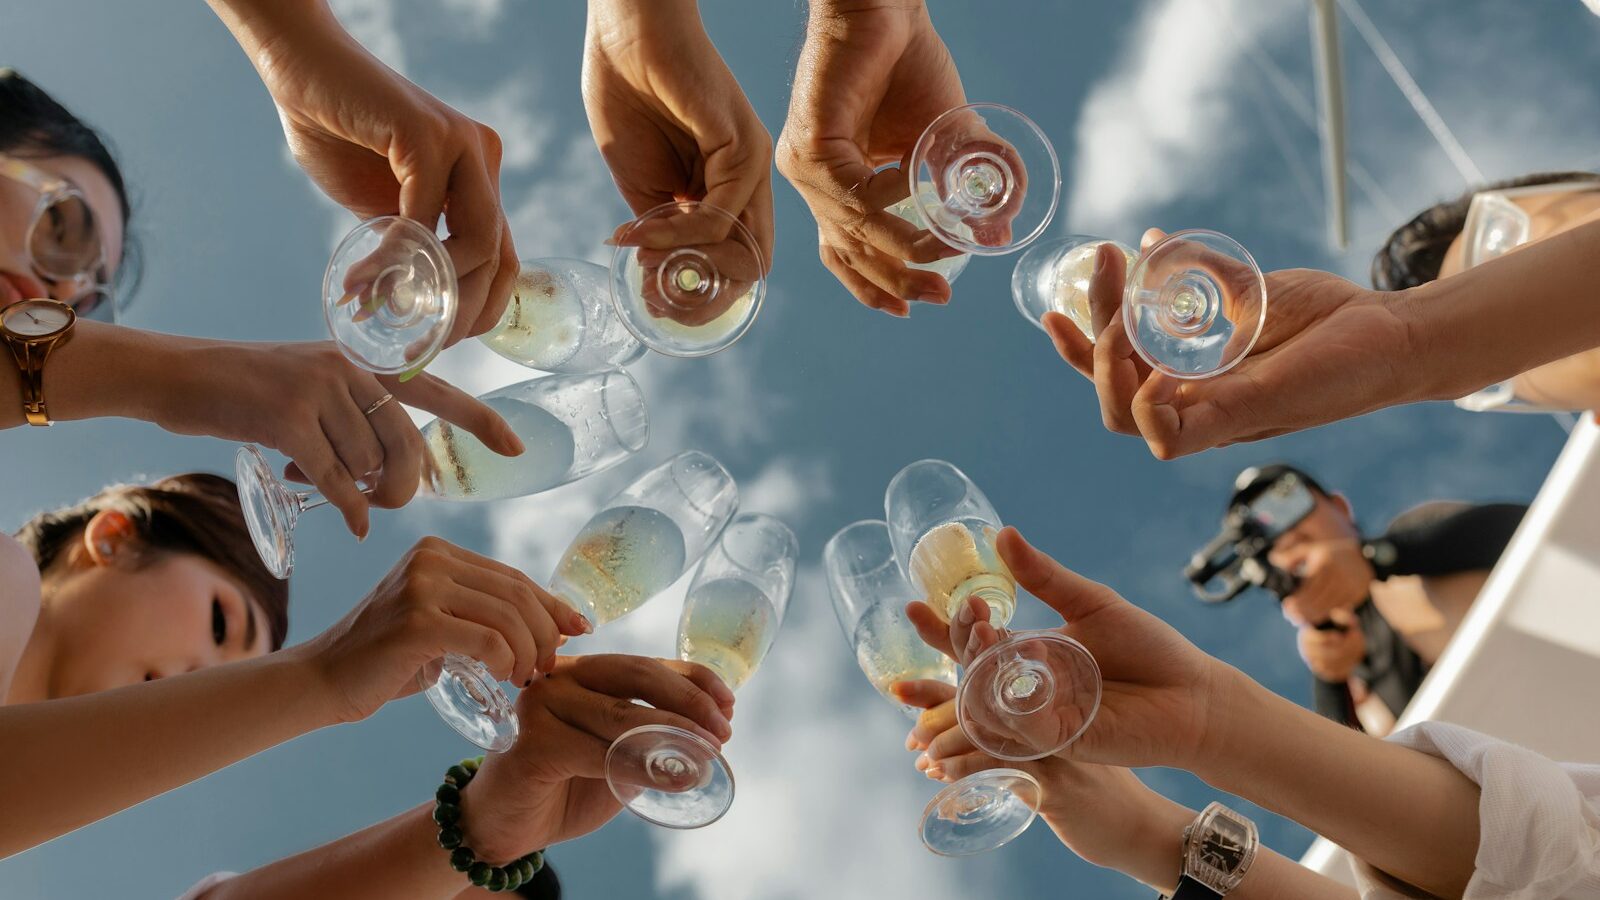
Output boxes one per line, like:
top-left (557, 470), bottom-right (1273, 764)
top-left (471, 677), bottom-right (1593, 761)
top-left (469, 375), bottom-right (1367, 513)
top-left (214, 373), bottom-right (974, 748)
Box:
top-left (885, 459), bottom-right (1016, 626)
top-left (235, 369), bottom-right (650, 580)
top-left (823, 519), bottom-right (1036, 857)
top-left (608, 200), bottom-right (767, 358)
top-left (606, 513), bottom-right (797, 829)
top-left (479, 258), bottom-right (647, 374)
top-left (423, 450), bottom-right (739, 751)
top-left (1011, 230), bottom-right (1269, 378)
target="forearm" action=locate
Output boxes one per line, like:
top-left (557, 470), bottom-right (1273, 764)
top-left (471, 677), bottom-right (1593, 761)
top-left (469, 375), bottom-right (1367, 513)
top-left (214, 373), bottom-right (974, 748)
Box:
top-left (205, 0), bottom-right (337, 64)
top-left (1400, 219), bottom-right (1600, 403)
top-left (0, 648), bottom-right (338, 857)
top-left (1198, 668), bottom-right (1480, 897)
top-left (204, 804), bottom-right (464, 900)
top-left (0, 321), bottom-right (198, 430)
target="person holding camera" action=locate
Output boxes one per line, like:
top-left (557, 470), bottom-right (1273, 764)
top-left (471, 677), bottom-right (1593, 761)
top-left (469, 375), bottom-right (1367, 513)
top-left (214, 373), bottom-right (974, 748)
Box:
top-left (1213, 465), bottom-right (1525, 734)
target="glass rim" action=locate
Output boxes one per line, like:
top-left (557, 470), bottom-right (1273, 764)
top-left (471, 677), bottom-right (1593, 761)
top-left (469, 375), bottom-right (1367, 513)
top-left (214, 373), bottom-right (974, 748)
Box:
top-left (1122, 228), bottom-right (1267, 380)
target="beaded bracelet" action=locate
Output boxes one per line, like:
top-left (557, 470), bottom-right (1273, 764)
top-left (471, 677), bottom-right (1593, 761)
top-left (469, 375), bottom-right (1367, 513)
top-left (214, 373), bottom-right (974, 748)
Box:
top-left (434, 756), bottom-right (546, 893)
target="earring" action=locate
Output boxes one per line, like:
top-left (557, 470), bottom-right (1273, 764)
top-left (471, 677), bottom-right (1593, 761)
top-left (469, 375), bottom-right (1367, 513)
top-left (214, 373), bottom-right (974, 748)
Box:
top-left (98, 541), bottom-right (114, 558)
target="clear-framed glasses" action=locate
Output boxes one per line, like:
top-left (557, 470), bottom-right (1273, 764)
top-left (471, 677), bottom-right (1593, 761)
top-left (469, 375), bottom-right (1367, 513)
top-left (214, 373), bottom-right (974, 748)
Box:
top-left (421, 450), bottom-right (739, 751)
top-left (1012, 230), bottom-right (1268, 379)
top-left (606, 512), bottom-right (797, 829)
top-left (236, 369), bottom-right (651, 580)
top-left (1461, 181), bottom-right (1600, 270)
top-left (0, 154), bottom-right (115, 321)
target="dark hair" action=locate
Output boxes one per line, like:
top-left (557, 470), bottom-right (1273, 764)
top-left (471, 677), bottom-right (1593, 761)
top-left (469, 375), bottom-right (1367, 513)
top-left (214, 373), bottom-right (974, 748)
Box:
top-left (0, 68), bottom-right (141, 302)
top-left (1370, 171), bottom-right (1600, 292)
top-left (513, 861), bottom-right (561, 899)
top-left (14, 473), bottom-right (289, 651)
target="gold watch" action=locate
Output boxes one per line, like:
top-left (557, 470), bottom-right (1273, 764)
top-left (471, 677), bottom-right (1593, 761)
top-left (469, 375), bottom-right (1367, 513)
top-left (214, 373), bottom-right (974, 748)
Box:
top-left (1, 299), bottom-right (77, 426)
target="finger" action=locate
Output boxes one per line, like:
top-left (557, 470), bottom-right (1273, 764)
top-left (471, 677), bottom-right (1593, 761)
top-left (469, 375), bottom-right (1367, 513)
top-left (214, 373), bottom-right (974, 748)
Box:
top-left (889, 678), bottom-right (957, 712)
top-left (548, 683), bottom-right (725, 753)
top-left (397, 151), bottom-right (448, 231)
top-left (321, 385), bottom-right (387, 486)
top-left (439, 583), bottom-right (541, 687)
top-left (569, 655), bottom-right (733, 742)
top-left (937, 751), bottom-right (1011, 783)
top-left (1088, 241), bottom-right (1128, 338)
top-left (360, 386), bottom-right (425, 510)
top-left (741, 174), bottom-right (777, 276)
top-left (1091, 296), bottom-right (1147, 436)
top-left (926, 718), bottom-right (981, 762)
top-left (996, 527), bottom-right (1121, 624)
top-left (440, 146), bottom-right (505, 344)
top-left (906, 600), bottom-right (957, 658)
top-left (435, 541), bottom-right (591, 636)
top-left (287, 434), bottom-right (370, 539)
top-left (386, 371), bottom-right (523, 456)
top-left (446, 562), bottom-right (563, 679)
top-left (794, 156), bottom-right (957, 265)
top-left (1140, 228), bottom-right (1168, 252)
top-left (663, 659), bottom-right (738, 719)
top-left (908, 699), bottom-right (958, 750)
top-left (514, 715), bottom-right (615, 781)
top-left (465, 225), bottom-right (517, 340)
top-left (835, 240), bottom-right (952, 306)
top-left (430, 615), bottom-right (517, 686)
top-left (820, 244), bottom-right (909, 316)
top-left (1043, 312), bottom-right (1095, 378)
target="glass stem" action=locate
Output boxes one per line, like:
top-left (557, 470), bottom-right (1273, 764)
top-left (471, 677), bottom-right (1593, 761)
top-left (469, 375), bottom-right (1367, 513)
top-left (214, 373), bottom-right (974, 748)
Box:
top-left (299, 486), bottom-right (376, 513)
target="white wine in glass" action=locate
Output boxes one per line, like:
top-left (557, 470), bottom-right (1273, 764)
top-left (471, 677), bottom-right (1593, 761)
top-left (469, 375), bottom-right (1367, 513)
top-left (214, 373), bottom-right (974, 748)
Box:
top-left (886, 459), bottom-right (1016, 626)
top-left (479, 258), bottom-right (646, 374)
top-left (608, 513), bottom-right (797, 830)
top-left (886, 179), bottom-right (971, 285)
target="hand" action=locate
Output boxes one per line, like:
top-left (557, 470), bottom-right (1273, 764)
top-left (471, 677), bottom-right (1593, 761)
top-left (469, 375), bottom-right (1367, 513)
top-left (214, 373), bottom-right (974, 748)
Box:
top-left (1297, 609), bottom-right (1366, 682)
top-left (776, 0), bottom-right (969, 316)
top-left (895, 678), bottom-right (1191, 886)
top-left (221, 1), bottom-right (516, 344)
top-left (296, 537), bottom-right (590, 724)
top-left (906, 527), bottom-right (1227, 772)
top-left (583, 1), bottom-right (774, 276)
top-left (1270, 538), bottom-right (1373, 627)
top-left (152, 339), bottom-right (520, 538)
top-left (1044, 235), bottom-right (1413, 459)
top-left (458, 654), bottom-right (736, 862)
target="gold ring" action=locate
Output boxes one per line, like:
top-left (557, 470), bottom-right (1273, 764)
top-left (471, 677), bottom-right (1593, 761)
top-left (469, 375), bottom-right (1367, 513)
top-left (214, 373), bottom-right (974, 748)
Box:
top-left (363, 393), bottom-right (395, 416)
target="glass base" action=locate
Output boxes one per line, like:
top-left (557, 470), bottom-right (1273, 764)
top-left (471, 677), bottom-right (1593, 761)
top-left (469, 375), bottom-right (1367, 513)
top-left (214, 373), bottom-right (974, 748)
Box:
top-left (421, 653), bottom-right (519, 752)
top-left (235, 444), bottom-right (298, 580)
top-left (1124, 229), bottom-right (1266, 379)
top-left (909, 103), bottom-right (1061, 257)
top-left (920, 769), bottom-right (1041, 856)
top-left (957, 631), bottom-right (1102, 761)
top-left (606, 724), bottom-right (733, 829)
top-left (324, 215), bottom-right (457, 375)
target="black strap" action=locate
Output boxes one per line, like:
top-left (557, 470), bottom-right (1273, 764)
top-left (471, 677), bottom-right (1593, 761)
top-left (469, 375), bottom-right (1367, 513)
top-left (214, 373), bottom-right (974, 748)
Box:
top-left (1170, 875), bottom-right (1224, 900)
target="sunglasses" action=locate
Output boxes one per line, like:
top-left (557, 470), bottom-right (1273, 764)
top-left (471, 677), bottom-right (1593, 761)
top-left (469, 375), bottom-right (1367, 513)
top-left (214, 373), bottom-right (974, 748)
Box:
top-left (0, 154), bottom-right (116, 322)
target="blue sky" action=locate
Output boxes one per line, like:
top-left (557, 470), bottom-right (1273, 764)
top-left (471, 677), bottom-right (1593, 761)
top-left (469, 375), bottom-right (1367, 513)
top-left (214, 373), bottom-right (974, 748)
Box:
top-left (2, 1), bottom-right (1597, 897)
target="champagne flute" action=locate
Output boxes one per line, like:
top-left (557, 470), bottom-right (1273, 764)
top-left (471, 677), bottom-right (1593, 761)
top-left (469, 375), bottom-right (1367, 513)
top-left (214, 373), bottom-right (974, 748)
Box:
top-left (884, 171), bottom-right (972, 287)
top-left (885, 459), bottom-right (1016, 626)
top-left (608, 200), bottom-right (766, 358)
top-left (422, 450), bottom-right (740, 751)
top-left (606, 513), bottom-right (797, 829)
top-left (1011, 230), bottom-right (1268, 378)
top-left (823, 519), bottom-right (1038, 857)
top-left (479, 258), bottom-right (646, 374)
top-left (235, 369), bottom-right (650, 580)
top-left (907, 103), bottom-right (1061, 257)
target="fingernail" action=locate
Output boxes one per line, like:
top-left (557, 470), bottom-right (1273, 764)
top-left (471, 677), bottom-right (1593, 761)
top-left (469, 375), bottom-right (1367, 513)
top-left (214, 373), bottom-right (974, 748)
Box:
top-left (956, 603), bottom-right (975, 626)
top-left (576, 615), bottom-right (594, 635)
top-left (917, 752), bottom-right (930, 769)
top-left (602, 237), bottom-right (618, 247)
top-left (905, 731), bottom-right (918, 751)
top-left (928, 767), bottom-right (945, 780)
top-left (916, 293), bottom-right (947, 305)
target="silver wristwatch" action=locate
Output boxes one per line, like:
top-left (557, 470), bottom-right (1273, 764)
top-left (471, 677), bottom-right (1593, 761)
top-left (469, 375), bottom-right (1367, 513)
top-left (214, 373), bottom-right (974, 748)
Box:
top-left (1162, 802), bottom-right (1260, 899)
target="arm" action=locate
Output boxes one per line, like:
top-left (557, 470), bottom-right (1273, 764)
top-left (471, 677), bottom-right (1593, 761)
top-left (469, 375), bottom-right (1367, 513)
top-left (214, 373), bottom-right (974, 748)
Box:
top-left (1512, 347), bottom-right (1600, 411)
top-left (1379, 503), bottom-right (1527, 578)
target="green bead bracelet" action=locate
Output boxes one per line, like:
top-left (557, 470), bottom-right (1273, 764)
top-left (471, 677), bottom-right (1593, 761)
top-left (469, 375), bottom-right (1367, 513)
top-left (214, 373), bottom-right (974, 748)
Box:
top-left (435, 756), bottom-right (545, 893)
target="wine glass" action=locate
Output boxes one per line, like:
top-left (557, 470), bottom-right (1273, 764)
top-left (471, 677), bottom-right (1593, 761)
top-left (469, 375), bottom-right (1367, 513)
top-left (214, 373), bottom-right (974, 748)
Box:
top-left (606, 513), bottom-right (797, 829)
top-left (324, 216), bottom-right (458, 376)
top-left (884, 168), bottom-right (972, 287)
top-left (885, 459), bottom-right (1016, 626)
top-left (422, 450), bottom-right (739, 751)
top-left (608, 200), bottom-right (766, 358)
top-left (1011, 230), bottom-right (1268, 379)
top-left (479, 258), bottom-right (647, 374)
top-left (235, 369), bottom-right (650, 580)
top-left (823, 519), bottom-right (1039, 857)
top-left (907, 103), bottom-right (1061, 257)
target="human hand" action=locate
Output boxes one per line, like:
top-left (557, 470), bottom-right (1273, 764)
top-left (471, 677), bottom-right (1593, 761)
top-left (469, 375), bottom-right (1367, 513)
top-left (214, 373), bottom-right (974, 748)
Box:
top-left (151, 339), bottom-right (519, 538)
top-left (296, 537), bottom-right (590, 724)
top-left (776, 0), bottom-right (970, 316)
top-left (1043, 234), bottom-right (1412, 459)
top-left (1271, 538), bottom-right (1373, 627)
top-left (906, 527), bottom-right (1228, 772)
top-left (459, 654), bottom-right (736, 861)
top-left (219, 0), bottom-right (516, 344)
top-left (583, 0), bottom-right (773, 277)
top-left (1297, 608), bottom-right (1365, 683)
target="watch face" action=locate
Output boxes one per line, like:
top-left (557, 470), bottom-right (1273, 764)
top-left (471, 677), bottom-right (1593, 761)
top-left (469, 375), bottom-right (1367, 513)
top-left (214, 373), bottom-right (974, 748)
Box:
top-left (3, 299), bottom-right (72, 337)
top-left (1199, 817), bottom-right (1250, 870)
top-left (1185, 803), bottom-right (1258, 891)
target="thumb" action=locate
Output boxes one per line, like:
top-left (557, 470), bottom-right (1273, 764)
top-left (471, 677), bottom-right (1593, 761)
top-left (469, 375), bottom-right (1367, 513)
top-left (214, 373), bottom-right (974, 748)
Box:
top-left (396, 155), bottom-right (448, 232)
top-left (995, 527), bottom-right (1120, 624)
top-left (1328, 606), bottom-right (1358, 628)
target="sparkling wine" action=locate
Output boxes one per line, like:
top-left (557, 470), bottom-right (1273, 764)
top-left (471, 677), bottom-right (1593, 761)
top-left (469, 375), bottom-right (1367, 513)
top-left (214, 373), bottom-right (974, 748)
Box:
top-left (908, 519), bottom-right (1016, 625)
top-left (677, 577), bottom-right (779, 690)
top-left (480, 264), bottom-right (586, 370)
top-left (852, 600), bottom-right (958, 708)
top-left (1051, 241), bottom-right (1137, 338)
top-left (419, 398), bottom-right (576, 501)
top-left (888, 182), bottom-right (971, 283)
top-left (551, 505), bottom-right (688, 626)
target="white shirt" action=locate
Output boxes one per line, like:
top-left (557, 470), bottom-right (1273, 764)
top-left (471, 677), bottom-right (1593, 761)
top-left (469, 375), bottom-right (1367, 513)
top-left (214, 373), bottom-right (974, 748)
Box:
top-left (1354, 722), bottom-right (1600, 898)
top-left (174, 872), bottom-right (236, 900)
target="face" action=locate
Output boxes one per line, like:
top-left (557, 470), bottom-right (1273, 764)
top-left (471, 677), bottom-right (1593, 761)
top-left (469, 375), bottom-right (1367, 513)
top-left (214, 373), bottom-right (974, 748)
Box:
top-left (1438, 186), bottom-right (1600, 280)
top-left (0, 153), bottom-right (124, 309)
top-left (1266, 490), bottom-right (1357, 569)
top-left (41, 552), bottom-right (272, 699)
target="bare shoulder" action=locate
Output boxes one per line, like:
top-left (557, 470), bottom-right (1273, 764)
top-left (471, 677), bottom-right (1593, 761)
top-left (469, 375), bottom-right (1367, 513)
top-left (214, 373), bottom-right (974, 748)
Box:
top-left (0, 533), bottom-right (42, 652)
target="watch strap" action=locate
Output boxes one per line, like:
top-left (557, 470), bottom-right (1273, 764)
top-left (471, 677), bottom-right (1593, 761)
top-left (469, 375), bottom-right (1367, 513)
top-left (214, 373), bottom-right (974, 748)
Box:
top-left (3, 338), bottom-right (49, 426)
top-left (1170, 876), bottom-right (1224, 900)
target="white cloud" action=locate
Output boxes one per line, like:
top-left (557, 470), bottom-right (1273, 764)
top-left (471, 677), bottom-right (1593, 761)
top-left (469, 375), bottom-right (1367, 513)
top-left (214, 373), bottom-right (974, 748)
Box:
top-left (329, 0), bottom-right (408, 74)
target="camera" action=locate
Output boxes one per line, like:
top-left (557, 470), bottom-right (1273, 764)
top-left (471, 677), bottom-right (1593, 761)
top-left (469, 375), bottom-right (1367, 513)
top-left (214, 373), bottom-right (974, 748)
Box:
top-left (1184, 467), bottom-right (1337, 611)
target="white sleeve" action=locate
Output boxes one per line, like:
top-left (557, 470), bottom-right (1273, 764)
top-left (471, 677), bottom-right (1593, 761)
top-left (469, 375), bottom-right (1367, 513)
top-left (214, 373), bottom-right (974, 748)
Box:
top-left (174, 872), bottom-right (237, 900)
top-left (1366, 722), bottom-right (1600, 899)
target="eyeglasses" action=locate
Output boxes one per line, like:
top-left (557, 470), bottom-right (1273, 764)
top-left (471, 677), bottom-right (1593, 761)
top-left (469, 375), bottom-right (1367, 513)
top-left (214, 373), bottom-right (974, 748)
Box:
top-left (0, 154), bottom-right (115, 322)
top-left (1461, 181), bottom-right (1600, 270)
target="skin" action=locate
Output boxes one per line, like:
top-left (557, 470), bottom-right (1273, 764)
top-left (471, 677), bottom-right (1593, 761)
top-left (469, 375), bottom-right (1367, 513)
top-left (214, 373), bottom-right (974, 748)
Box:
top-left (901, 527), bottom-right (1485, 897)
top-left (0, 153), bottom-right (123, 308)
